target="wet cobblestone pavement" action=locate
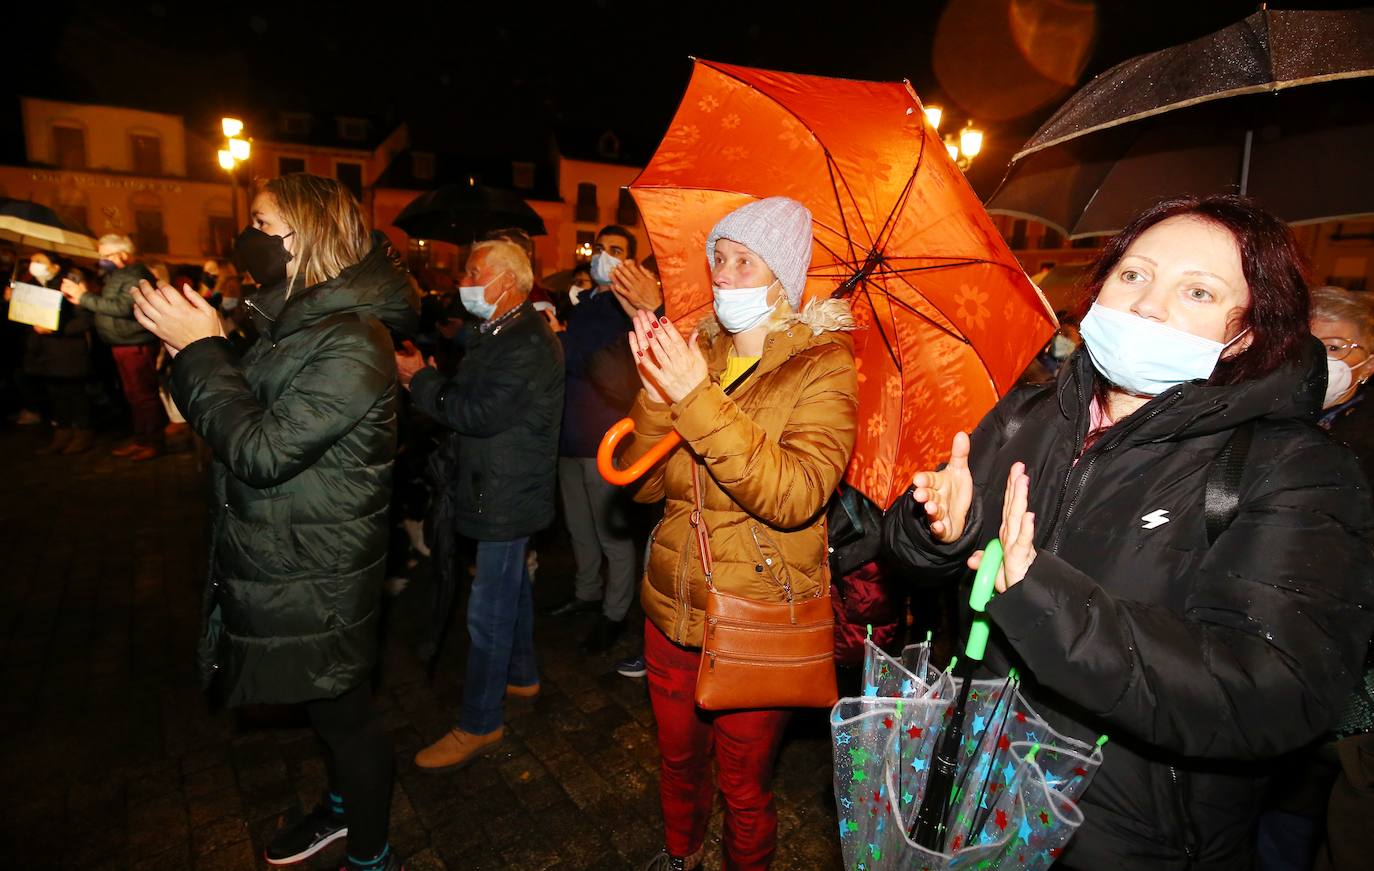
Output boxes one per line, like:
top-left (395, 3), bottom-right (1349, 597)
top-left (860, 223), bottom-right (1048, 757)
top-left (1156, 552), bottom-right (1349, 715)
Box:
top-left (0, 429), bottom-right (845, 870)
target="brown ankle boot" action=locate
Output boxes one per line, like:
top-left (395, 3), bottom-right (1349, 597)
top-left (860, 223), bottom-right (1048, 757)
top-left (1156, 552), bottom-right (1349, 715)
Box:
top-left (61, 429), bottom-right (93, 455)
top-left (36, 428), bottom-right (72, 455)
top-left (414, 726), bottom-right (503, 771)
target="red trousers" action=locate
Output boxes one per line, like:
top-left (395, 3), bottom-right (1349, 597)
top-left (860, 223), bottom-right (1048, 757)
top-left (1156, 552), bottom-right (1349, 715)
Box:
top-left (644, 618), bottom-right (791, 871)
top-left (111, 344), bottom-right (166, 447)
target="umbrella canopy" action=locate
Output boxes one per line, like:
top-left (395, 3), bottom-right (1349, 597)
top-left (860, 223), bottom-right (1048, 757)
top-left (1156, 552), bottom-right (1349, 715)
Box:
top-left (988, 8), bottom-right (1374, 237)
top-left (0, 198), bottom-right (99, 259)
top-left (630, 59), bottom-right (1055, 510)
top-left (393, 182), bottom-right (547, 246)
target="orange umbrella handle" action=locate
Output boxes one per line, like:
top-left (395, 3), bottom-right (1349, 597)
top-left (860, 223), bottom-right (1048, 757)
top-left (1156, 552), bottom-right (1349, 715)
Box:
top-left (597, 417), bottom-right (682, 486)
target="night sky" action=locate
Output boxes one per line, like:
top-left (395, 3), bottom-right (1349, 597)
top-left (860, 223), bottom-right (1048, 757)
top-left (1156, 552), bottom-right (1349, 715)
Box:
top-left (8, 0), bottom-right (1366, 193)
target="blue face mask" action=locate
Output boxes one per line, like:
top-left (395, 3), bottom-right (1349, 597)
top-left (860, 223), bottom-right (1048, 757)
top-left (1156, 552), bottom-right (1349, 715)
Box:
top-left (97, 258), bottom-right (118, 274)
top-left (1079, 303), bottom-right (1247, 396)
top-left (458, 274), bottom-right (509, 320)
top-left (713, 280), bottom-right (779, 333)
top-left (590, 251), bottom-right (621, 286)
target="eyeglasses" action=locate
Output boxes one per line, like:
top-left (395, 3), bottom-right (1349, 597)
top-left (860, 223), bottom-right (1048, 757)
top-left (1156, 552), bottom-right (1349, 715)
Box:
top-left (1322, 338), bottom-right (1368, 362)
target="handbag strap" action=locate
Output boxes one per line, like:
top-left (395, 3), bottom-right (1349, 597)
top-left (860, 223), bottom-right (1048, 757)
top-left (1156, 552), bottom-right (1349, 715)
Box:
top-left (690, 462), bottom-right (715, 589)
top-left (687, 359), bottom-right (762, 591)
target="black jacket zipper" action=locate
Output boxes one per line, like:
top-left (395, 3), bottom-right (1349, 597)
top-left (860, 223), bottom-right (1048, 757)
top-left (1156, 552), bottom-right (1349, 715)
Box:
top-left (1044, 391), bottom-right (1184, 553)
top-left (1169, 765), bottom-right (1200, 864)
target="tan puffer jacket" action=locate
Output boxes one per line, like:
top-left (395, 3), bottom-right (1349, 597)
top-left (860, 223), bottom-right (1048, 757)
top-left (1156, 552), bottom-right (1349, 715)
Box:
top-left (624, 298), bottom-right (859, 647)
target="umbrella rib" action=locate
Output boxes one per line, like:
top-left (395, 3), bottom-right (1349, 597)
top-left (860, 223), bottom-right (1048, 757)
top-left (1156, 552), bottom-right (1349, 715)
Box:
top-left (870, 130), bottom-right (928, 256)
top-left (871, 260), bottom-right (973, 344)
top-left (825, 156), bottom-right (865, 266)
top-left (857, 279), bottom-right (904, 373)
top-left (865, 278), bottom-right (967, 343)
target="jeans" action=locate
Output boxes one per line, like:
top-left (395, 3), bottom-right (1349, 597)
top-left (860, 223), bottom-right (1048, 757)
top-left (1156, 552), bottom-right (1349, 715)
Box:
top-left (558, 456), bottom-right (637, 620)
top-left (305, 684), bottom-right (393, 860)
top-left (645, 618), bottom-right (791, 870)
top-left (111, 344), bottom-right (166, 447)
top-left (458, 537), bottom-right (538, 735)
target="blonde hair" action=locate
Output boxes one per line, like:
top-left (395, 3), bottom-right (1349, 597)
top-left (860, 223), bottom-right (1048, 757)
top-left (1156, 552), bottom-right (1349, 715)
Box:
top-left (1312, 285), bottom-right (1374, 345)
top-left (469, 240), bottom-right (533, 295)
top-left (261, 173), bottom-right (371, 294)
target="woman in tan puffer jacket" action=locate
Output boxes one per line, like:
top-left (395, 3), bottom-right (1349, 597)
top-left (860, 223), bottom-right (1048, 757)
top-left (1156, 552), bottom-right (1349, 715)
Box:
top-left (624, 197), bottom-right (858, 871)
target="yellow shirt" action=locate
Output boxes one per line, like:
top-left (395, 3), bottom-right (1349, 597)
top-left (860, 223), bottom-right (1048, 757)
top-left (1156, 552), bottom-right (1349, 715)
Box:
top-left (721, 353), bottom-right (761, 389)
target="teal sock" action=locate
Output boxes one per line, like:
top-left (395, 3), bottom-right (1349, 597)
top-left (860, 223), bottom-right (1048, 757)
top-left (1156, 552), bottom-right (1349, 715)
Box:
top-left (328, 791), bottom-right (345, 818)
top-left (348, 843), bottom-right (390, 870)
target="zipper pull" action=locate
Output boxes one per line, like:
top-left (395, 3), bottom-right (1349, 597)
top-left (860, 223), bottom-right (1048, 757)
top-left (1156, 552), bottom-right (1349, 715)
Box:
top-left (708, 652), bottom-right (716, 671)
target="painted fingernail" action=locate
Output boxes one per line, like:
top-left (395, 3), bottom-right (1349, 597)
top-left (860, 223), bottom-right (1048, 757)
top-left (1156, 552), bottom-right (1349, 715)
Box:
top-left (659, 316), bottom-right (669, 325)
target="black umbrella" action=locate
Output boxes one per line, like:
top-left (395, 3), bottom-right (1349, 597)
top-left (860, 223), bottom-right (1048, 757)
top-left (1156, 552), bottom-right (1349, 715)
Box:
top-left (988, 8), bottom-right (1374, 238)
top-left (393, 182), bottom-right (547, 245)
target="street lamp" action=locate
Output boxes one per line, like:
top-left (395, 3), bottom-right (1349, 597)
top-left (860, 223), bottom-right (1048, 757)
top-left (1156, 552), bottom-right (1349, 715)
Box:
top-left (219, 117), bottom-right (251, 230)
top-left (929, 111), bottom-right (984, 173)
top-left (575, 241), bottom-right (593, 261)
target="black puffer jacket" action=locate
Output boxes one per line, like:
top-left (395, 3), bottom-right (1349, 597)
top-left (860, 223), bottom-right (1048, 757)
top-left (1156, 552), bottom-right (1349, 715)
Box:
top-left (409, 301), bottom-right (563, 542)
top-left (171, 240), bottom-right (419, 706)
top-left (884, 343), bottom-right (1374, 871)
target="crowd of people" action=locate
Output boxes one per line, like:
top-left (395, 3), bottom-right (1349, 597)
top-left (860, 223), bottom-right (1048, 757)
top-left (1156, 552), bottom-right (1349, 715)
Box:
top-left (5, 172), bottom-right (1374, 871)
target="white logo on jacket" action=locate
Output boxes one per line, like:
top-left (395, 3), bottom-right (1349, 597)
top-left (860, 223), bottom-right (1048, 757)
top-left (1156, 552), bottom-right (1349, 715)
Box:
top-left (1141, 509), bottom-right (1171, 530)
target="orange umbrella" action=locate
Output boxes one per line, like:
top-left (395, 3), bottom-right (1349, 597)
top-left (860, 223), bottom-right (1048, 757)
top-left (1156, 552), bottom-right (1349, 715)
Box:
top-left (615, 59), bottom-right (1055, 510)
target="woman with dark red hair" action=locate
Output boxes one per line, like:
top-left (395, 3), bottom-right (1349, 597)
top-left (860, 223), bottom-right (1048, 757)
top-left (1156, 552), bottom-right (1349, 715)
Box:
top-left (884, 195), bottom-right (1374, 870)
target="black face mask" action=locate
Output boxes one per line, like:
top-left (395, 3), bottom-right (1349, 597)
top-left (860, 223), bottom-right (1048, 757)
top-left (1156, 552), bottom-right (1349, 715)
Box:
top-left (201, 272), bottom-right (219, 290)
top-left (232, 226), bottom-right (294, 288)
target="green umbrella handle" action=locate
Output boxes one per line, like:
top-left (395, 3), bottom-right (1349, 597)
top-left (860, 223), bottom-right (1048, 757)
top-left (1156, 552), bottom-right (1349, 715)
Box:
top-left (964, 539), bottom-right (1003, 664)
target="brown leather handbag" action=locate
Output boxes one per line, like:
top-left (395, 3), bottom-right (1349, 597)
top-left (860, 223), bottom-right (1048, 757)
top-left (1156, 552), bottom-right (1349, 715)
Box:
top-left (689, 462), bottom-right (839, 710)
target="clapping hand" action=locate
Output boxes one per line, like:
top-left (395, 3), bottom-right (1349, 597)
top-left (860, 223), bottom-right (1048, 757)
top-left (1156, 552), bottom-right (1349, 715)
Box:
top-left (131, 279), bottom-right (225, 357)
top-left (909, 431), bottom-right (974, 543)
top-left (394, 340), bottom-right (433, 390)
top-left (610, 260), bottom-right (664, 317)
top-left (628, 310), bottom-right (707, 405)
top-left (967, 463), bottom-right (1037, 593)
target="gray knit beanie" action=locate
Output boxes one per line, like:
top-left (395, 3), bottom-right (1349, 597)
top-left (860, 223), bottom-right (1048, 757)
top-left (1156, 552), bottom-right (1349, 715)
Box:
top-left (705, 197), bottom-right (813, 307)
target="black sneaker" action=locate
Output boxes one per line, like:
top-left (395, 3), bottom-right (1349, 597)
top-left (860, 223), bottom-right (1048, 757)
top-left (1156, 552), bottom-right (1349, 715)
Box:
top-left (615, 654), bottom-right (648, 678)
top-left (264, 802), bottom-right (347, 865)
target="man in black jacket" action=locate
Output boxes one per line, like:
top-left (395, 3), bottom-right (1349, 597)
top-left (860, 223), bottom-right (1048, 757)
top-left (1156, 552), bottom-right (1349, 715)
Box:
top-left (398, 239), bottom-right (564, 770)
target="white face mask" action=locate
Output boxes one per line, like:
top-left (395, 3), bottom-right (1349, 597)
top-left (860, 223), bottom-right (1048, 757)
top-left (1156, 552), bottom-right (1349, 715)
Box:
top-left (590, 252), bottom-right (621, 286)
top-left (29, 262), bottom-right (53, 282)
top-left (1323, 356), bottom-right (1372, 409)
top-left (459, 273), bottom-right (509, 320)
top-left (713, 280), bottom-right (778, 333)
top-left (1079, 303), bottom-right (1248, 396)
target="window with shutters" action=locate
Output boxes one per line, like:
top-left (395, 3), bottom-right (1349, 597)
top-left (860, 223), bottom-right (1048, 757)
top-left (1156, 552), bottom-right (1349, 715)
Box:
top-left (131, 134), bottom-right (162, 175)
top-left (207, 215), bottom-right (236, 257)
top-left (575, 183), bottom-right (598, 223)
top-left (336, 162), bottom-right (364, 200)
top-left (135, 210), bottom-right (167, 254)
top-left (53, 125), bottom-right (86, 169)
top-left (616, 188), bottom-right (639, 226)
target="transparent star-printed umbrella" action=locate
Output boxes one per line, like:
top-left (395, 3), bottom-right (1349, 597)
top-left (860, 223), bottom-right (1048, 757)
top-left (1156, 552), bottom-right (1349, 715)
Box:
top-left (831, 543), bottom-right (1107, 870)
